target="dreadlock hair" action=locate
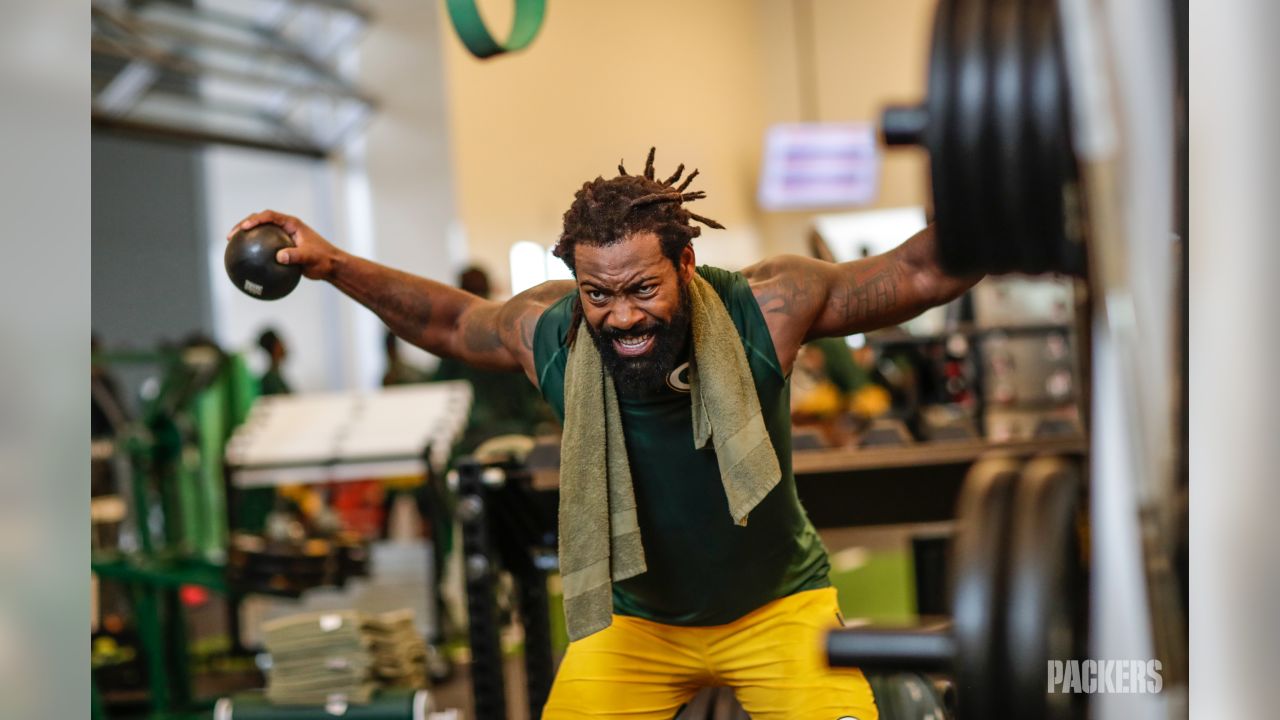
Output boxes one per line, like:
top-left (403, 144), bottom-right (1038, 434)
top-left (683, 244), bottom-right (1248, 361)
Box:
top-left (553, 147), bottom-right (724, 277)
top-left (554, 148), bottom-right (724, 345)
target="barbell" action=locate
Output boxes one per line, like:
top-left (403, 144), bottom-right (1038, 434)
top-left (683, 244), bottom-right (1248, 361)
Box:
top-left (882, 0), bottom-right (1087, 276)
top-left (827, 455), bottom-right (1087, 720)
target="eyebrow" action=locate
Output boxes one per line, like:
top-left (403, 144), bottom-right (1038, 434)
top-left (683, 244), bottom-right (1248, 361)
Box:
top-left (580, 274), bottom-right (661, 291)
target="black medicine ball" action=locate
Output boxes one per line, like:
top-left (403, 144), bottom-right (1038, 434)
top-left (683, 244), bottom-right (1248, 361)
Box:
top-left (225, 224), bottom-right (303, 301)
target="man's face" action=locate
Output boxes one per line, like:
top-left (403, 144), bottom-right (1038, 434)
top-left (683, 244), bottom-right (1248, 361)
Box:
top-left (574, 231), bottom-right (695, 394)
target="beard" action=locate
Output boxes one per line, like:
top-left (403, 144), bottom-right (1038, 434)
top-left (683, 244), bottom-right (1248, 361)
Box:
top-left (586, 281), bottom-right (691, 396)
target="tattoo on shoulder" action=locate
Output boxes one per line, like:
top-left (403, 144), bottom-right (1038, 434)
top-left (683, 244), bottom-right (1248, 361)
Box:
top-left (756, 272), bottom-right (816, 319)
top-left (503, 283), bottom-right (568, 355)
top-left (520, 312), bottom-right (538, 351)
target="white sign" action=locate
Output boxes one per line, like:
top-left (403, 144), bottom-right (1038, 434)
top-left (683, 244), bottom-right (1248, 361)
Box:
top-left (758, 123), bottom-right (880, 211)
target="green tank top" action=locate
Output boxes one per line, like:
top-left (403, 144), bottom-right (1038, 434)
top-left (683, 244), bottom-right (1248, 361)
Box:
top-left (532, 265), bottom-right (831, 626)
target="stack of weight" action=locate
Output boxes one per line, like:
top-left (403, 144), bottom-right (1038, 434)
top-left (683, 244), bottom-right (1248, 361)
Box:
top-left (261, 609), bottom-right (429, 706)
top-left (827, 456), bottom-right (1088, 720)
top-left (263, 610), bottom-right (375, 705)
top-left (364, 609), bottom-right (430, 690)
top-left (882, 0), bottom-right (1087, 276)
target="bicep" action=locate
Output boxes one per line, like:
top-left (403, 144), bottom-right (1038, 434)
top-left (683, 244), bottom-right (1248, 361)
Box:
top-left (446, 280), bottom-right (575, 378)
top-left (494, 280), bottom-right (577, 386)
top-left (744, 256), bottom-right (836, 372)
top-left (449, 301), bottom-right (523, 373)
top-left (745, 252), bottom-right (920, 367)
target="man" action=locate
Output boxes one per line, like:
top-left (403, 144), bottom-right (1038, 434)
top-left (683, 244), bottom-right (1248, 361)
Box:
top-left (230, 150), bottom-right (977, 719)
top-left (256, 328), bottom-right (292, 396)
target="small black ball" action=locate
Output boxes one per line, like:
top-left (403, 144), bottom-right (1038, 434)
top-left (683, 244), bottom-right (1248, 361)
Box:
top-left (225, 224), bottom-right (302, 301)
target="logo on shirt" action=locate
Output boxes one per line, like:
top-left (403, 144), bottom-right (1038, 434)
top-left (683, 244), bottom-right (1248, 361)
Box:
top-left (666, 361), bottom-right (692, 393)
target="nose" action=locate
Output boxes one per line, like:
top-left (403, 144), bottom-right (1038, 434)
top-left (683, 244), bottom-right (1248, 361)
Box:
top-left (608, 300), bottom-right (643, 333)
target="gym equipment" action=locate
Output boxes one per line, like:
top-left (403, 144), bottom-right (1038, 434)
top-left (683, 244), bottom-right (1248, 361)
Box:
top-left (225, 531), bottom-right (369, 598)
top-left (224, 382), bottom-right (473, 658)
top-left (90, 346), bottom-right (258, 718)
top-left (1005, 457), bottom-right (1087, 719)
top-left (445, 0), bottom-right (546, 60)
top-left (826, 456), bottom-right (1086, 720)
top-left (452, 457), bottom-right (558, 720)
top-left (865, 672), bottom-right (954, 720)
top-left (224, 382), bottom-right (473, 486)
top-left (225, 223), bottom-right (302, 301)
top-left (881, 0), bottom-right (1086, 276)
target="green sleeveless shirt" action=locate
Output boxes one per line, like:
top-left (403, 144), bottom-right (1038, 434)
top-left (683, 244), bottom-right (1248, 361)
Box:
top-left (532, 265), bottom-right (831, 626)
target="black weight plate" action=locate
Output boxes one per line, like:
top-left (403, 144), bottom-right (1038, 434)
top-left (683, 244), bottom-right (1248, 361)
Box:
top-left (1024, 0), bottom-right (1072, 274)
top-left (927, 0), bottom-right (966, 274)
top-left (945, 0), bottom-right (991, 276)
top-left (1005, 456), bottom-right (1087, 719)
top-left (950, 457), bottom-right (1019, 720)
top-left (988, 0), bottom-right (1030, 272)
top-left (866, 671), bottom-right (953, 720)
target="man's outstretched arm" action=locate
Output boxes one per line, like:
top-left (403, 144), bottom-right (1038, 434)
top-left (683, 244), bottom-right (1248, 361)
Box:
top-left (744, 225), bottom-right (981, 372)
top-left (231, 210), bottom-right (572, 384)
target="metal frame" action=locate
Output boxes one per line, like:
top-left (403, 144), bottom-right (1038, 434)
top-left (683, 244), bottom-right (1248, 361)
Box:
top-left (91, 0), bottom-right (375, 157)
top-left (455, 458), bottom-right (559, 720)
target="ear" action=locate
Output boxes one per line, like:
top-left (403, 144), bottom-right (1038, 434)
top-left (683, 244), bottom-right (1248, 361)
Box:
top-left (678, 244), bottom-right (696, 283)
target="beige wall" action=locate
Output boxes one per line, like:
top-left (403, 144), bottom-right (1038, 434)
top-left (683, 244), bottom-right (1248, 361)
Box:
top-left (440, 0), bottom-right (935, 292)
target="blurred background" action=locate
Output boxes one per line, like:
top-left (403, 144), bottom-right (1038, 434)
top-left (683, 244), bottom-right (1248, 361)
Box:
top-left (77, 1), bottom-right (1197, 719)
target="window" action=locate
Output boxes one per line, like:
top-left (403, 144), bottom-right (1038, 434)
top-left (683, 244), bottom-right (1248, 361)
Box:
top-left (510, 242), bottom-right (574, 293)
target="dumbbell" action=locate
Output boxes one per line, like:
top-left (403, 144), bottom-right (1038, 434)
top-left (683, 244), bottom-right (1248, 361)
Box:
top-left (827, 456), bottom-right (1085, 720)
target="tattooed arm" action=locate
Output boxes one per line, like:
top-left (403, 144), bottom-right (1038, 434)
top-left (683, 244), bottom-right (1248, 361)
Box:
top-left (230, 210), bottom-right (573, 385)
top-left (743, 225), bottom-right (979, 374)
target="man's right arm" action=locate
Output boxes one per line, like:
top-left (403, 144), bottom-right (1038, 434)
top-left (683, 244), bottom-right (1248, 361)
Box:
top-left (231, 210), bottom-right (574, 385)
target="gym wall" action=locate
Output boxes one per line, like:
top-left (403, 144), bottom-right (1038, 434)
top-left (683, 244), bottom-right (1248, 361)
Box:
top-left (92, 132), bottom-right (213, 350)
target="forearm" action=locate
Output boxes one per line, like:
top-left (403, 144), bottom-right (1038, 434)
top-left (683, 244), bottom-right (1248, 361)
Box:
top-left (326, 251), bottom-right (480, 357)
top-left (814, 225), bottom-right (981, 338)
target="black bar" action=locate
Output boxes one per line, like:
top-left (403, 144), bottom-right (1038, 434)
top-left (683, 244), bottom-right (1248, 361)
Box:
top-left (826, 624), bottom-right (955, 671)
top-left (456, 459), bottom-right (507, 720)
top-left (882, 104), bottom-right (929, 146)
top-left (514, 558), bottom-right (553, 719)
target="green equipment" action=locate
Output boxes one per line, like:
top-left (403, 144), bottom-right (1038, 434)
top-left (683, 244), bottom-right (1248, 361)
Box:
top-left (91, 344), bottom-right (258, 719)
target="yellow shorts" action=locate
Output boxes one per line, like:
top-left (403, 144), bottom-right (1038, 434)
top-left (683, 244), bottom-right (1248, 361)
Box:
top-left (543, 587), bottom-right (878, 719)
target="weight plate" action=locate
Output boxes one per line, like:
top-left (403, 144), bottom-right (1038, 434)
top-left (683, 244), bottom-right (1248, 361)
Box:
top-left (947, 0), bottom-right (991, 276)
top-left (1005, 457), bottom-right (1087, 719)
top-left (1024, 0), bottom-right (1072, 274)
top-left (951, 457), bottom-right (1019, 720)
top-left (927, 0), bottom-right (965, 274)
top-left (989, 0), bottom-right (1030, 273)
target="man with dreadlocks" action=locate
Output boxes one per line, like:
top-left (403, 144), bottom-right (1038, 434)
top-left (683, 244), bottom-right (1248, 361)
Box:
top-left (230, 149), bottom-right (978, 718)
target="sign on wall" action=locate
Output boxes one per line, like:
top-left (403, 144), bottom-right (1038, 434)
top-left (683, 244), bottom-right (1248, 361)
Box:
top-left (757, 123), bottom-right (881, 211)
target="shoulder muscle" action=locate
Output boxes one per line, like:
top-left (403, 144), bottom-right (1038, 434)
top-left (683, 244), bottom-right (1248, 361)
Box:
top-left (497, 280), bottom-right (576, 385)
top-left (742, 255), bottom-right (834, 373)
